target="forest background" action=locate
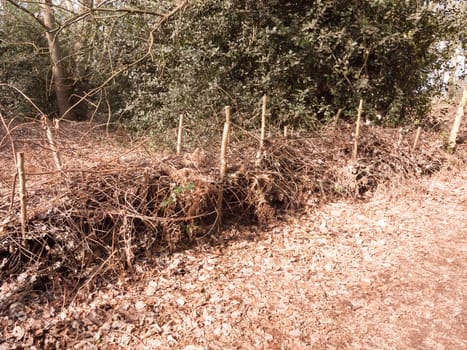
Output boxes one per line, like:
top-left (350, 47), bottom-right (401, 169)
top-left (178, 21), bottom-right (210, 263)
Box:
top-left (0, 0), bottom-right (466, 141)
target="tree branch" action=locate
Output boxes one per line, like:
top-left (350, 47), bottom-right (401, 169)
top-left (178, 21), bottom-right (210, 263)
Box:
top-left (90, 7), bottom-right (165, 17)
top-left (58, 0), bottom-right (190, 120)
top-left (5, 0), bottom-right (47, 30)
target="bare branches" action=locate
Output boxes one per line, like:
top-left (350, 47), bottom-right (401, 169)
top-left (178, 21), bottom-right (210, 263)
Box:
top-left (58, 0), bottom-right (190, 120)
top-left (0, 83), bottom-right (45, 116)
top-left (5, 0), bottom-right (170, 34)
top-left (0, 120), bottom-right (447, 293)
top-left (4, 0), bottom-right (48, 30)
top-left (90, 6), bottom-right (165, 17)
top-left (3, 0), bottom-right (189, 120)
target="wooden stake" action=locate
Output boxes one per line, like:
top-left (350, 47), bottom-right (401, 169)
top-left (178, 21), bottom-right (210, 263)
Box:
top-left (16, 152), bottom-right (27, 242)
top-left (42, 115), bottom-right (62, 170)
top-left (176, 114), bottom-right (184, 155)
top-left (1, 112), bottom-right (19, 212)
top-left (225, 105), bottom-right (231, 124)
top-left (216, 106), bottom-right (231, 231)
top-left (284, 126), bottom-right (288, 137)
top-left (412, 126), bottom-right (422, 151)
top-left (352, 99), bottom-right (364, 162)
top-left (219, 106), bottom-right (231, 178)
top-left (260, 95), bottom-right (267, 149)
top-left (225, 105), bottom-right (231, 145)
top-left (448, 85), bottom-right (467, 150)
top-left (256, 95), bottom-right (268, 165)
top-left (333, 108), bottom-right (343, 128)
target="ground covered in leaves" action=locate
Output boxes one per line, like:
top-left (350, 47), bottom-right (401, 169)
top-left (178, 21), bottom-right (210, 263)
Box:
top-left (1, 106), bottom-right (466, 349)
top-left (2, 162), bottom-right (465, 350)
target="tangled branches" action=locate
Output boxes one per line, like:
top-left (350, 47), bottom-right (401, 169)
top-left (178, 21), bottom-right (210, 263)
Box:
top-left (0, 123), bottom-right (446, 302)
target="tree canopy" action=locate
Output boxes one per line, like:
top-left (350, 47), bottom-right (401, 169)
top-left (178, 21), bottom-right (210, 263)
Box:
top-left (0, 0), bottom-right (465, 129)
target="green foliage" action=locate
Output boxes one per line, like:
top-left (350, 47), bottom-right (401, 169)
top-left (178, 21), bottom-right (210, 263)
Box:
top-left (0, 0), bottom-right (464, 129)
top-left (0, 1), bottom-right (50, 115)
top-left (142, 0), bottom-right (458, 127)
top-left (162, 182), bottom-right (195, 207)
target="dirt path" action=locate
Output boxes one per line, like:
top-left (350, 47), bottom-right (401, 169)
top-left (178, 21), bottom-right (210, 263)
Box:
top-left (2, 166), bottom-right (466, 349)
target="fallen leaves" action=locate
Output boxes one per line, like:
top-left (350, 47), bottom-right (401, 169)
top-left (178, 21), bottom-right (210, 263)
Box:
top-left (1, 166), bottom-right (466, 349)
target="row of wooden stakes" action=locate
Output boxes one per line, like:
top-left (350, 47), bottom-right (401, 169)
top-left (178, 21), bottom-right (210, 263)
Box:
top-left (11, 85), bottom-right (467, 240)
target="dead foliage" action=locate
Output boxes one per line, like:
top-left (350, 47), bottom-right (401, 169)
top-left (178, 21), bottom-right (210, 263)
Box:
top-left (0, 119), bottom-right (447, 307)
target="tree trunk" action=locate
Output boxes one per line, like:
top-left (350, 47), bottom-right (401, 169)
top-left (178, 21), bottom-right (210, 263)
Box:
top-left (41, 0), bottom-right (74, 119)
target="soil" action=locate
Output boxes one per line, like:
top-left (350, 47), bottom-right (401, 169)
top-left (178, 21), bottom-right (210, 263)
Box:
top-left (1, 163), bottom-right (465, 349)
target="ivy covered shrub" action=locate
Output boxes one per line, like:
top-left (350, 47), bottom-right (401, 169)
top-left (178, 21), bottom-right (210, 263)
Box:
top-left (133, 0), bottom-right (458, 129)
top-left (1, 0), bottom-right (463, 130)
top-left (0, 2), bottom-right (50, 116)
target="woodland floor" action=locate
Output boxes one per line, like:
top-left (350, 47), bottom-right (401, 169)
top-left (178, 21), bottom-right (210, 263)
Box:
top-left (1, 102), bottom-right (467, 349)
top-left (1, 162), bottom-right (466, 349)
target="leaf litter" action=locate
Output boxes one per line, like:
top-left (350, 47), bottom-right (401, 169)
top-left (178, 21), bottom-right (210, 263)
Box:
top-left (0, 117), bottom-right (466, 349)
